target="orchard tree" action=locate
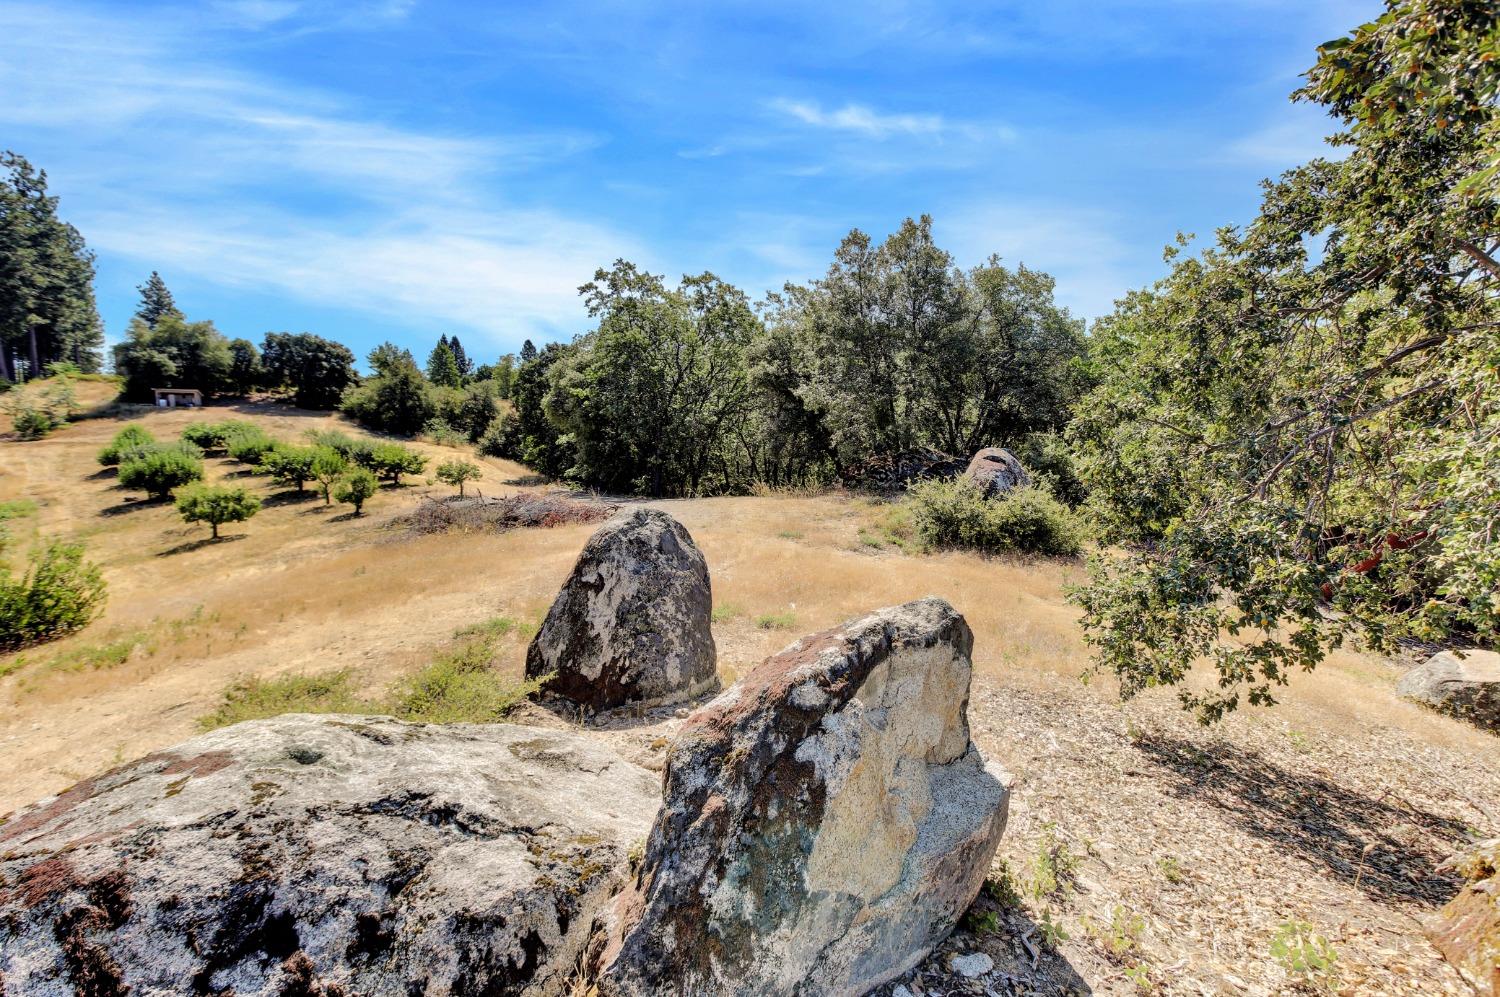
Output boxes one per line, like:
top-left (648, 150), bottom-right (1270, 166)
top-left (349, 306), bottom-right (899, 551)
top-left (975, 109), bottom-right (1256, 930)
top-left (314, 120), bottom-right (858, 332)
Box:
top-left (310, 447), bottom-right (347, 505)
top-left (118, 447), bottom-right (204, 499)
top-left (175, 484), bottom-right (261, 539)
top-left (261, 444), bottom-right (319, 492)
top-left (335, 468), bottom-right (378, 515)
top-left (1068, 0), bottom-right (1500, 721)
top-left (368, 442), bottom-right (426, 484)
top-left (435, 458), bottom-right (482, 497)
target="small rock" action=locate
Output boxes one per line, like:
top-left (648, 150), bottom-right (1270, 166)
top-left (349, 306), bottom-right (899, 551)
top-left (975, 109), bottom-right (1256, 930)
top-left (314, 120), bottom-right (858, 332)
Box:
top-left (526, 507), bottom-right (719, 711)
top-left (950, 952), bottom-right (994, 978)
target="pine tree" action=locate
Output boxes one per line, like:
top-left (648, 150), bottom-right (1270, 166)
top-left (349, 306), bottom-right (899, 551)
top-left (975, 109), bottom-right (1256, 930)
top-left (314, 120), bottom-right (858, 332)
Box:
top-left (134, 271), bottom-right (182, 329)
top-left (519, 339), bottom-right (538, 364)
top-left (426, 341), bottom-right (461, 387)
top-left (448, 335), bottom-right (472, 377)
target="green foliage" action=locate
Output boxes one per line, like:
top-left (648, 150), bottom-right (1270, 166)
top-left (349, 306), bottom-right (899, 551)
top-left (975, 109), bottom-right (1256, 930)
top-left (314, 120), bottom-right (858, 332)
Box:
top-left (755, 610), bottom-right (797, 630)
top-left (1082, 905), bottom-right (1145, 961)
top-left (133, 271), bottom-right (181, 328)
top-left (1269, 921), bottom-right (1339, 989)
top-left (310, 446), bottom-right (347, 505)
top-left (112, 313), bottom-right (233, 400)
top-left (341, 356), bottom-right (434, 435)
top-left (117, 445), bottom-right (204, 498)
top-left (226, 338), bottom-right (263, 395)
top-left (421, 418), bottom-right (466, 447)
top-left (174, 483), bottom-right (261, 539)
top-left (907, 478), bottom-right (1085, 557)
top-left (1024, 821), bottom-right (1082, 900)
top-left (334, 467), bottom-right (377, 515)
top-left (259, 444), bottom-right (319, 492)
top-left (10, 400), bottom-right (59, 439)
top-left (224, 426), bottom-right (278, 465)
top-left (386, 637), bottom-right (543, 724)
top-left (506, 342), bottom-right (575, 476)
top-left (435, 458), bottom-right (482, 496)
top-left (260, 332), bottom-right (357, 409)
top-left (0, 152), bottom-right (103, 381)
top-left (179, 422), bottom-right (222, 450)
top-left (426, 339), bottom-right (462, 387)
top-left (1067, 0), bottom-right (1500, 721)
top-left (97, 424), bottom-right (155, 466)
top-left (198, 670), bottom-right (373, 730)
top-left (5, 376), bottom-right (79, 439)
top-left (0, 540), bottom-right (107, 650)
top-left (367, 442), bottom-right (426, 484)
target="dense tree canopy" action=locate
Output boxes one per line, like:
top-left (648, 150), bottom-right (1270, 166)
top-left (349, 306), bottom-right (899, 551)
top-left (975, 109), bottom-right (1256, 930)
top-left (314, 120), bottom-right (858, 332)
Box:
top-left (1069, 0), bottom-right (1500, 720)
top-left (0, 152), bottom-right (102, 380)
top-left (261, 332), bottom-right (358, 409)
top-left (113, 314), bottom-right (233, 400)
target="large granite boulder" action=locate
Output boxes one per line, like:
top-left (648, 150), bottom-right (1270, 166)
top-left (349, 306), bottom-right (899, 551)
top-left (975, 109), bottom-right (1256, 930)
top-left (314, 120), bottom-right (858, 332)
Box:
top-left (599, 597), bottom-right (1010, 997)
top-left (0, 714), bottom-right (661, 996)
top-left (526, 507), bottom-right (718, 711)
top-left (1397, 649), bottom-right (1500, 731)
top-left (1429, 839), bottom-right (1500, 995)
top-left (963, 447), bottom-right (1031, 499)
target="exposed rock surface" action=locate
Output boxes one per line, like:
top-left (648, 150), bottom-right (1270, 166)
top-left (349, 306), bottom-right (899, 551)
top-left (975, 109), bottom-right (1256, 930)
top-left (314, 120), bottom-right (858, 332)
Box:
top-left (963, 447), bottom-right (1031, 499)
top-left (0, 714), bottom-right (661, 997)
top-left (1397, 649), bottom-right (1500, 731)
top-left (1429, 839), bottom-right (1500, 995)
top-left (526, 507), bottom-right (718, 711)
top-left (844, 448), bottom-right (968, 491)
top-left (600, 597), bottom-right (1010, 997)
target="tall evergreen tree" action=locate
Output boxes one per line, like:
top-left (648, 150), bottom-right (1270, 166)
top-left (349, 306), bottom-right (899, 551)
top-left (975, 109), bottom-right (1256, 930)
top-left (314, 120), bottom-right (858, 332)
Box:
top-left (0, 152), bottom-right (103, 380)
top-left (426, 340), bottom-right (461, 387)
top-left (134, 271), bottom-right (182, 329)
top-left (448, 335), bottom-right (472, 377)
top-left (519, 339), bottom-right (537, 364)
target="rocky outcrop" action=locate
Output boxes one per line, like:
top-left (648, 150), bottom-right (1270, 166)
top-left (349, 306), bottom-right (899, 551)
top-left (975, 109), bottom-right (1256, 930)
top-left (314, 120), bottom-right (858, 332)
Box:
top-left (963, 447), bottom-right (1031, 499)
top-left (526, 507), bottom-right (718, 711)
top-left (843, 448), bottom-right (968, 491)
top-left (1397, 649), bottom-right (1500, 731)
top-left (1429, 839), bottom-right (1500, 995)
top-left (599, 597), bottom-right (1010, 997)
top-left (0, 714), bottom-right (661, 997)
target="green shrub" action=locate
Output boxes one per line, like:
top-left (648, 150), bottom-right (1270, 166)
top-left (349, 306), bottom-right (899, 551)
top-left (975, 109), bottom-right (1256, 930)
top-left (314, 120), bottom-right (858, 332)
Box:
top-left (368, 442), bottom-right (427, 484)
top-left (97, 424), bottom-right (156, 466)
top-left (476, 414), bottom-right (517, 458)
top-left (198, 670), bottom-right (373, 730)
top-left (310, 446), bottom-right (347, 504)
top-left (334, 468), bottom-right (378, 515)
top-left (179, 421), bottom-right (224, 450)
top-left (907, 478), bottom-right (1086, 557)
top-left (435, 458), bottom-right (482, 496)
top-left (0, 540), bottom-right (108, 650)
top-left (11, 402), bottom-right (60, 440)
top-left (175, 484), bottom-right (262, 539)
top-left (387, 638), bottom-right (543, 724)
top-left (118, 446), bottom-right (205, 498)
top-left (260, 444), bottom-right (319, 492)
top-left (422, 418), bottom-right (466, 448)
top-left (224, 426), bottom-right (278, 465)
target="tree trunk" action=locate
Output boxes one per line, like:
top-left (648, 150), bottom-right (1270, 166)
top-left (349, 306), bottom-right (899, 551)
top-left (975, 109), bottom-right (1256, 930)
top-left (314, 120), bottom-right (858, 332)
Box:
top-left (26, 327), bottom-right (40, 379)
top-left (0, 342), bottom-right (11, 382)
top-left (211, 522), bottom-right (219, 539)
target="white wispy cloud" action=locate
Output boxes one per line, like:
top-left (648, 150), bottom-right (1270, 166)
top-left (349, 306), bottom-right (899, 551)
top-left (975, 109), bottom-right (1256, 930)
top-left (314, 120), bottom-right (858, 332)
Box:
top-left (0, 1), bottom-right (624, 347)
top-left (768, 98), bottom-right (1016, 144)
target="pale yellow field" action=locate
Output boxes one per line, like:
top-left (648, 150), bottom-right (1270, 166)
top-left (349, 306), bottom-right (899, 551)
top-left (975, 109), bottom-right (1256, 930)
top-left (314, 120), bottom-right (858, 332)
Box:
top-left (1, 392), bottom-right (1494, 994)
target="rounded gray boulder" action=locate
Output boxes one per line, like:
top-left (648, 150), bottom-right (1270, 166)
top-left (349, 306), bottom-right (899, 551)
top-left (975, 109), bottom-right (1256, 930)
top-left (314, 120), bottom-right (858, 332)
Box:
top-left (963, 447), bottom-right (1031, 498)
top-left (526, 507), bottom-right (719, 711)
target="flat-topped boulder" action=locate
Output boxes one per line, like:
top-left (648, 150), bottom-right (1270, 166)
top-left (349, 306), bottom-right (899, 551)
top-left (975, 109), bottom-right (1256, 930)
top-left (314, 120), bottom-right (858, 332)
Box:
top-left (600, 597), bottom-right (1010, 997)
top-left (1398, 648), bottom-right (1500, 731)
top-left (526, 507), bottom-right (719, 711)
top-left (0, 714), bottom-right (661, 997)
top-left (963, 447), bottom-right (1031, 499)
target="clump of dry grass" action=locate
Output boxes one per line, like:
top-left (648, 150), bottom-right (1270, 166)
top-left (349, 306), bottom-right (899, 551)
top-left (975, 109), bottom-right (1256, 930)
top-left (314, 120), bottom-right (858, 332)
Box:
top-left (404, 494), bottom-right (617, 535)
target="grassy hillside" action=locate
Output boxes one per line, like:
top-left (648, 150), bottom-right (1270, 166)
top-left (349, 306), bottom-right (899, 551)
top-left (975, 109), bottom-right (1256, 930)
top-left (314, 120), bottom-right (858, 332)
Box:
top-left (1, 399), bottom-right (1496, 993)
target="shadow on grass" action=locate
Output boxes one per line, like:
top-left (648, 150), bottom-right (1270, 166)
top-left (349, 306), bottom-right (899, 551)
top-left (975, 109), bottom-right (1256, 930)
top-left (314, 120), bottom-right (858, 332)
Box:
top-left (504, 474), bottom-right (551, 487)
top-left (99, 496), bottom-right (170, 517)
top-left (328, 510), bottom-right (363, 523)
top-left (87, 467), bottom-right (118, 481)
top-left (1134, 732), bottom-right (1468, 906)
top-left (156, 534), bottom-right (248, 557)
top-left (262, 489), bottom-right (319, 507)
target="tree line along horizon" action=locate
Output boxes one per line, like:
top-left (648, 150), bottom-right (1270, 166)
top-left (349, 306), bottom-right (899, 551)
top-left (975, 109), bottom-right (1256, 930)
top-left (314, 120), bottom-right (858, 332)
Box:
top-left (3, 0), bottom-right (1497, 720)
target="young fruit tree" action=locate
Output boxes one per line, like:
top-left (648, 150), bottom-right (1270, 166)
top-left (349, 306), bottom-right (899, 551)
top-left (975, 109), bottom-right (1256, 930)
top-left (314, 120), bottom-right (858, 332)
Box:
top-left (174, 484), bottom-right (261, 540)
top-left (310, 447), bottom-right (347, 505)
top-left (335, 468), bottom-right (378, 515)
top-left (435, 459), bottom-right (482, 497)
top-left (260, 445), bottom-right (318, 493)
top-left (369, 442), bottom-right (427, 484)
top-left (117, 447), bottom-right (204, 499)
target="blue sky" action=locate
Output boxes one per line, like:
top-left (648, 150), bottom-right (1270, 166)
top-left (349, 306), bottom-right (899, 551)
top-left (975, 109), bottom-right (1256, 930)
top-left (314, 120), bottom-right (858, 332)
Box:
top-left (2, 0), bottom-right (1376, 368)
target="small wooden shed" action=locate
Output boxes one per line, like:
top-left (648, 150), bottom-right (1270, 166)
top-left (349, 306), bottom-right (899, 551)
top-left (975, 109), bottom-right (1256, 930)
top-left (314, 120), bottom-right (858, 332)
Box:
top-left (152, 387), bottom-right (203, 408)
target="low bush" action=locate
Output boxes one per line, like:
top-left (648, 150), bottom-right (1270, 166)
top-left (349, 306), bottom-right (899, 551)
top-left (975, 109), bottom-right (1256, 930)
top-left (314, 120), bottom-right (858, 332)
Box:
top-left (907, 477), bottom-right (1086, 557)
top-left (224, 426), bottom-right (278, 465)
top-left (335, 468), bottom-right (378, 515)
top-left (422, 418), bottom-right (466, 448)
top-left (97, 424), bottom-right (156, 466)
top-left (10, 402), bottom-right (60, 439)
top-left (0, 540), bottom-right (108, 650)
top-left (175, 484), bottom-right (262, 539)
top-left (386, 637), bottom-right (543, 724)
top-left (198, 670), bottom-right (373, 730)
top-left (118, 446), bottom-right (205, 498)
